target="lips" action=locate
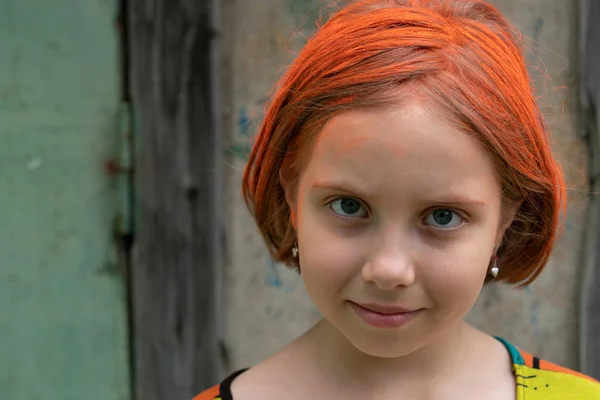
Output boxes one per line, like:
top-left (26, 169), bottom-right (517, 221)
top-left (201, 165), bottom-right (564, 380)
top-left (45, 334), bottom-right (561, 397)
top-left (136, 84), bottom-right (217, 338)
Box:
top-left (354, 302), bottom-right (417, 314)
top-left (350, 301), bottom-right (422, 329)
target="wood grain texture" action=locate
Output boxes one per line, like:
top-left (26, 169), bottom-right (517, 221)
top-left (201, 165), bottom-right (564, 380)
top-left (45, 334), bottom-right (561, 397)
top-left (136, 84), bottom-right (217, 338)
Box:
top-left (128, 0), bottom-right (223, 398)
top-left (580, 0), bottom-right (600, 380)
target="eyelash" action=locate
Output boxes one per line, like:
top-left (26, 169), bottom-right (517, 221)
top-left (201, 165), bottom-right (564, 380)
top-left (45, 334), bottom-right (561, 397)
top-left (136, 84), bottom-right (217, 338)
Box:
top-left (326, 196), bottom-right (467, 229)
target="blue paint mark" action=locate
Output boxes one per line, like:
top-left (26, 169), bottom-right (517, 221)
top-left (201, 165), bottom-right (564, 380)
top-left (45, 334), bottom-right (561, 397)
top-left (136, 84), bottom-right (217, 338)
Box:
top-left (266, 255), bottom-right (283, 289)
top-left (238, 107), bottom-right (250, 137)
top-left (226, 106), bottom-right (255, 160)
top-left (565, 218), bottom-right (575, 233)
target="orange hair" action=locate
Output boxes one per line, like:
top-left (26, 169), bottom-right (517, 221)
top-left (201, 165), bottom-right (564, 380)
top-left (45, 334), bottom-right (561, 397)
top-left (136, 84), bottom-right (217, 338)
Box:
top-left (241, 0), bottom-right (566, 286)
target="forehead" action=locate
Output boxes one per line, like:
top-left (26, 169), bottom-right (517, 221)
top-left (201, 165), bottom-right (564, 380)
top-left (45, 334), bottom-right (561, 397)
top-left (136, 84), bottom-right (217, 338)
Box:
top-left (301, 105), bottom-right (500, 200)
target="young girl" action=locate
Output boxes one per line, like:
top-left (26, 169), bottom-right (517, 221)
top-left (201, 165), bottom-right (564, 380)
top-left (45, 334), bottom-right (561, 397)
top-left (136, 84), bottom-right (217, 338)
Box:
top-left (196, 0), bottom-right (600, 398)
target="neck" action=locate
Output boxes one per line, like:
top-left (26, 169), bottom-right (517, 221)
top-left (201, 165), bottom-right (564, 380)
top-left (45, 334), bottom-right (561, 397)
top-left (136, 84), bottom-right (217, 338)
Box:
top-left (306, 319), bottom-right (482, 393)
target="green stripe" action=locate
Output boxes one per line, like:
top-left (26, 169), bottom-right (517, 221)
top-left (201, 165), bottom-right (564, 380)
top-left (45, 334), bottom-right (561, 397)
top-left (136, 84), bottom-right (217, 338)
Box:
top-left (495, 336), bottom-right (525, 365)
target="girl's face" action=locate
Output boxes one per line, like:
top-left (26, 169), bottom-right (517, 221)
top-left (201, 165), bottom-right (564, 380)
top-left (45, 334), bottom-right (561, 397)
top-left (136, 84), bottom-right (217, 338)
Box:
top-left (284, 104), bottom-right (515, 358)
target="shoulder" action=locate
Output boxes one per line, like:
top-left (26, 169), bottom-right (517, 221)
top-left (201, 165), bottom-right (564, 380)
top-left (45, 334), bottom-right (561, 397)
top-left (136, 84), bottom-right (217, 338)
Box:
top-left (193, 352), bottom-right (308, 400)
top-left (497, 337), bottom-right (600, 398)
top-left (193, 370), bottom-right (247, 400)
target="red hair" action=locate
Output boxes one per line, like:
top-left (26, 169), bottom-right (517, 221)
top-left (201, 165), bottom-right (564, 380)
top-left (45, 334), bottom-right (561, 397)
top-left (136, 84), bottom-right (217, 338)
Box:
top-left (242, 0), bottom-right (566, 286)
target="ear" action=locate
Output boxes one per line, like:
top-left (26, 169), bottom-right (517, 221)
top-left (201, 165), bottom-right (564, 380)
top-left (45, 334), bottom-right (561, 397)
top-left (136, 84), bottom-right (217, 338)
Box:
top-left (494, 201), bottom-right (522, 248)
top-left (279, 168), bottom-right (298, 229)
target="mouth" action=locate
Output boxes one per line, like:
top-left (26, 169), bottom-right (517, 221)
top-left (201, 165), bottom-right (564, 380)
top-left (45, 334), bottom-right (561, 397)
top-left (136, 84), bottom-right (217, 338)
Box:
top-left (350, 301), bottom-right (422, 329)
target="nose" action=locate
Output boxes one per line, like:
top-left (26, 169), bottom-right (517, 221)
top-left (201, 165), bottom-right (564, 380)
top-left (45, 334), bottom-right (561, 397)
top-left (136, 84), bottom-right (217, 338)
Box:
top-left (361, 236), bottom-right (416, 290)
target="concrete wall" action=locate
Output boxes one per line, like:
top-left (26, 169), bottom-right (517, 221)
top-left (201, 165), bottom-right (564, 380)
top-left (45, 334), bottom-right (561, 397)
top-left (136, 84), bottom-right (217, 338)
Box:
top-left (220, 0), bottom-right (588, 371)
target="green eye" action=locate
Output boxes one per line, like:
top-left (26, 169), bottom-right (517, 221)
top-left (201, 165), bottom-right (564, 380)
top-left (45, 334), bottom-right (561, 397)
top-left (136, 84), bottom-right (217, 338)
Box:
top-left (330, 198), bottom-right (367, 218)
top-left (425, 209), bottom-right (462, 228)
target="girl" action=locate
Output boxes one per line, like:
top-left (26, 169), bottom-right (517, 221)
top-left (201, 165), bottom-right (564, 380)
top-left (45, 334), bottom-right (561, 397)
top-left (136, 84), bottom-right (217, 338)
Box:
top-left (196, 0), bottom-right (600, 398)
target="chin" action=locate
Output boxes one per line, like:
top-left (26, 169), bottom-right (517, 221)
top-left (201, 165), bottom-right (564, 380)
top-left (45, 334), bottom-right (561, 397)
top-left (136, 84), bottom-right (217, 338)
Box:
top-left (328, 317), bottom-right (429, 359)
top-left (347, 332), bottom-right (428, 359)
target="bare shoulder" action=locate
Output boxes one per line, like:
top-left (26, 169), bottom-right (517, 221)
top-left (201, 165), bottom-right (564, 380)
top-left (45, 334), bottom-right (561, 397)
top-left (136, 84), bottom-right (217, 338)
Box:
top-left (191, 365), bottom-right (283, 400)
top-left (230, 347), bottom-right (310, 400)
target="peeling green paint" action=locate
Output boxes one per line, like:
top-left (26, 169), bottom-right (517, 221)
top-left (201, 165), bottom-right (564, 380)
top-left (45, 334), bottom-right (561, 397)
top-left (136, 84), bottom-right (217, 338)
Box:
top-left (0, 0), bottom-right (130, 398)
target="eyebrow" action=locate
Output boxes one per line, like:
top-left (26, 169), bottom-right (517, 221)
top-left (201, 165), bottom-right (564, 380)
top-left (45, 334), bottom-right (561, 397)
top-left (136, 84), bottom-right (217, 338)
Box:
top-left (431, 197), bottom-right (486, 207)
top-left (311, 181), bottom-right (486, 206)
top-left (311, 181), bottom-right (368, 196)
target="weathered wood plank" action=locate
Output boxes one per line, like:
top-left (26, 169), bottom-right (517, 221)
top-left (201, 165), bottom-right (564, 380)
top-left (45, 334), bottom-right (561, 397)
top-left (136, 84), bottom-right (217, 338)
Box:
top-left (128, 0), bottom-right (223, 398)
top-left (580, 0), bottom-right (600, 380)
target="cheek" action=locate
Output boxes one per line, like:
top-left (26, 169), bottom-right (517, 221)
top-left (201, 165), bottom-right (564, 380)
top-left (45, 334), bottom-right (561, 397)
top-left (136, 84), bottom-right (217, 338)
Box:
top-left (424, 207), bottom-right (501, 296)
top-left (300, 235), bottom-right (358, 283)
top-left (421, 241), bottom-right (490, 311)
top-left (297, 206), bottom-right (363, 296)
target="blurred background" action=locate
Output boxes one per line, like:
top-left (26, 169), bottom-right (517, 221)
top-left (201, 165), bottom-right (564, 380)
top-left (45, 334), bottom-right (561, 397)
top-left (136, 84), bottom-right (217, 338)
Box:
top-left (1, 0), bottom-right (599, 399)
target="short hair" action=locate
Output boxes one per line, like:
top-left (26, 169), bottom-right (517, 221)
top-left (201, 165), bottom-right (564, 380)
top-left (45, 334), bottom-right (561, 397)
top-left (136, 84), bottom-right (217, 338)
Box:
top-left (241, 0), bottom-right (566, 286)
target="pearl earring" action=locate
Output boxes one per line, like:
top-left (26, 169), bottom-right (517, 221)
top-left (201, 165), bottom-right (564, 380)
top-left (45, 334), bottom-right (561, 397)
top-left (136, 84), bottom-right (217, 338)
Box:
top-left (491, 244), bottom-right (499, 278)
top-left (491, 256), bottom-right (499, 278)
top-left (291, 242), bottom-right (299, 258)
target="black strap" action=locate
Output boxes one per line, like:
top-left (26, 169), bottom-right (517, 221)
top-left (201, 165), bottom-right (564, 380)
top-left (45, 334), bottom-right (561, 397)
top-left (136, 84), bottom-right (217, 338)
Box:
top-left (219, 369), bottom-right (249, 400)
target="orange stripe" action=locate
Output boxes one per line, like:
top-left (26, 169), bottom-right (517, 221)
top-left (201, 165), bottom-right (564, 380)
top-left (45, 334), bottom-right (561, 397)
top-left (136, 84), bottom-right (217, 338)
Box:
top-left (520, 351), bottom-right (534, 367)
top-left (519, 349), bottom-right (599, 384)
top-left (538, 359), bottom-right (598, 383)
top-left (193, 385), bottom-right (220, 400)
